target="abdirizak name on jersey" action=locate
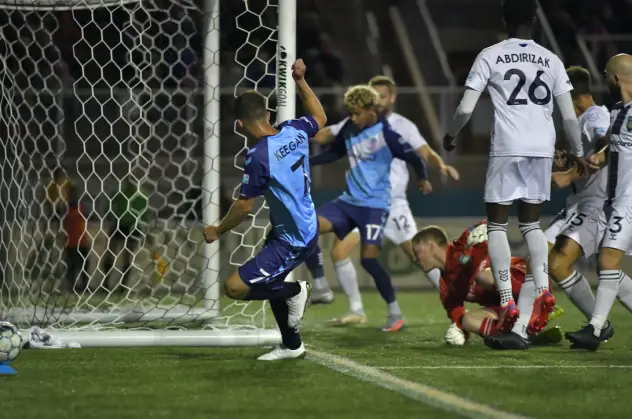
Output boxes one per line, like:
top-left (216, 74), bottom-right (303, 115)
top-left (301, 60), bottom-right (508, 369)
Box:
top-left (496, 53), bottom-right (550, 68)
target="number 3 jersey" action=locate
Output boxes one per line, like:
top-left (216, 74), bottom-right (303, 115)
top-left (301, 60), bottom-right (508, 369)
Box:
top-left (466, 38), bottom-right (571, 157)
top-left (607, 103), bottom-right (632, 204)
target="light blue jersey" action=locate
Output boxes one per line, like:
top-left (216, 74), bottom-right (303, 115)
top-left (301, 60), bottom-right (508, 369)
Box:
top-left (312, 118), bottom-right (427, 211)
top-left (240, 116), bottom-right (320, 247)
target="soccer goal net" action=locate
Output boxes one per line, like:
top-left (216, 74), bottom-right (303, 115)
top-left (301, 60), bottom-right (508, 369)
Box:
top-left (0, 0), bottom-right (295, 347)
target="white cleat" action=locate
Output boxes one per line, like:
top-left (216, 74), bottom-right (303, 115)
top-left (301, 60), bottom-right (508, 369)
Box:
top-left (287, 281), bottom-right (310, 328)
top-left (310, 287), bottom-right (334, 305)
top-left (257, 343), bottom-right (306, 361)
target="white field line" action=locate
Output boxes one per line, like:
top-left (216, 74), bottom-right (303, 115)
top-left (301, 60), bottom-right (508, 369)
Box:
top-left (374, 365), bottom-right (632, 370)
top-left (308, 349), bottom-right (530, 419)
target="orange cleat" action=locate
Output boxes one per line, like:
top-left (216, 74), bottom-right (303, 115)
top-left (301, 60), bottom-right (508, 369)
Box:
top-left (496, 300), bottom-right (519, 333)
top-left (528, 290), bottom-right (556, 335)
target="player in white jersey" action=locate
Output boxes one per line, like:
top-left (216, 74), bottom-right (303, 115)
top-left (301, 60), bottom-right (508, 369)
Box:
top-left (442, 0), bottom-right (587, 337)
top-left (486, 66), bottom-right (617, 349)
top-left (307, 76), bottom-right (460, 328)
top-left (566, 54), bottom-right (632, 350)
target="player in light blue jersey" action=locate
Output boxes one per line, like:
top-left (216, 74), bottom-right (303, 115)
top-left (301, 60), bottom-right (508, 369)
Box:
top-left (204, 59), bottom-right (326, 360)
top-left (307, 85), bottom-right (429, 331)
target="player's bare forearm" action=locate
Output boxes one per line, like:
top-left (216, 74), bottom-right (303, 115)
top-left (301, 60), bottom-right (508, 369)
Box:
top-left (216, 197), bottom-right (254, 235)
top-left (313, 127), bottom-right (335, 145)
top-left (474, 268), bottom-right (495, 291)
top-left (296, 79), bottom-right (327, 129)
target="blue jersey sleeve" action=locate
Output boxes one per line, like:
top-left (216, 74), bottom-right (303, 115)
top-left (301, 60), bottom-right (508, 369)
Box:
top-left (239, 153), bottom-right (270, 198)
top-left (278, 116), bottom-right (320, 138)
top-left (383, 124), bottom-right (428, 180)
top-left (310, 133), bottom-right (347, 166)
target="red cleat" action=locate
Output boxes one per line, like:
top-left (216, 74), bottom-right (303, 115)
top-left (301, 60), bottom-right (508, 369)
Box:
top-left (528, 290), bottom-right (556, 335)
top-left (496, 300), bottom-right (519, 333)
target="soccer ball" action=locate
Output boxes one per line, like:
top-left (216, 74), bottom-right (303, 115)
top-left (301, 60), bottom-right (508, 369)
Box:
top-left (0, 321), bottom-right (23, 363)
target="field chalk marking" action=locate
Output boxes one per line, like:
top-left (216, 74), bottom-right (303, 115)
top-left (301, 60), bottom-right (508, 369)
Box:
top-left (308, 349), bottom-right (529, 419)
top-left (375, 365), bottom-right (632, 370)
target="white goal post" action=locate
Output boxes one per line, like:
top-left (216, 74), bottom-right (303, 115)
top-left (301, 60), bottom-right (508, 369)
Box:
top-left (0, 0), bottom-right (296, 347)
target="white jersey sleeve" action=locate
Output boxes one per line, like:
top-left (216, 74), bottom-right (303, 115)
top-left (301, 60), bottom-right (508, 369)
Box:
top-left (465, 51), bottom-right (492, 92)
top-left (328, 117), bottom-right (349, 137)
top-left (582, 106), bottom-right (610, 143)
top-left (389, 114), bottom-right (427, 149)
top-left (551, 56), bottom-right (573, 97)
top-left (386, 112), bottom-right (426, 204)
top-left (471, 39), bottom-right (570, 158)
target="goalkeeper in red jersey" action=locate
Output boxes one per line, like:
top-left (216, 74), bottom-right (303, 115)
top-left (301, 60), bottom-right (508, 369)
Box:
top-left (412, 221), bottom-right (563, 347)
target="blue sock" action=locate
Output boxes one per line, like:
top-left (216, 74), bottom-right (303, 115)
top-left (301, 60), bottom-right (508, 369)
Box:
top-left (244, 282), bottom-right (300, 301)
top-left (305, 246), bottom-right (325, 277)
top-left (305, 245), bottom-right (328, 289)
top-left (361, 257), bottom-right (396, 304)
top-left (269, 298), bottom-right (302, 350)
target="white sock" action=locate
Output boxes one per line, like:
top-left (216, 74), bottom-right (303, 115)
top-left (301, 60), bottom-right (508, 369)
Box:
top-left (313, 276), bottom-right (329, 291)
top-left (335, 259), bottom-right (363, 313)
top-left (487, 222), bottom-right (513, 305)
top-left (519, 221), bottom-right (550, 295)
top-left (388, 301), bottom-right (402, 317)
top-left (425, 268), bottom-right (441, 289)
top-left (558, 271), bottom-right (595, 320)
top-left (590, 270), bottom-right (622, 337)
top-left (617, 272), bottom-right (632, 313)
top-left (511, 275), bottom-right (535, 339)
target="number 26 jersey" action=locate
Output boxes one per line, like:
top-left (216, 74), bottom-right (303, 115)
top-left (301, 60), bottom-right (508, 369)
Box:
top-left (466, 38), bottom-right (572, 158)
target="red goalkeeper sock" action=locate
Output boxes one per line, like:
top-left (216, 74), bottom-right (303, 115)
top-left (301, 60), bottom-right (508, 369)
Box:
top-left (479, 317), bottom-right (497, 337)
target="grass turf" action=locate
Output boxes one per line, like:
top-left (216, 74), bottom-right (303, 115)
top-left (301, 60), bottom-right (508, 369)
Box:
top-left (4, 291), bottom-right (632, 419)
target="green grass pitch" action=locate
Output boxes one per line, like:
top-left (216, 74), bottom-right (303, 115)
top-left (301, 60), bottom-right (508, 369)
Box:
top-left (4, 291), bottom-right (632, 419)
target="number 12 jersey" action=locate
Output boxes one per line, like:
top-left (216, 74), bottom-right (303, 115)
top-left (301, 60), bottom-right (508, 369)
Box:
top-left (466, 38), bottom-right (572, 158)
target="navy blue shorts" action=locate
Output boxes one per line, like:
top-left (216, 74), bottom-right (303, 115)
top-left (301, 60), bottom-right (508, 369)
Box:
top-left (238, 234), bottom-right (319, 286)
top-left (317, 200), bottom-right (388, 246)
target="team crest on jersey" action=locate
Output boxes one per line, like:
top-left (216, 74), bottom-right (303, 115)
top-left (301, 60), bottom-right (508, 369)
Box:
top-left (627, 116), bottom-right (632, 131)
top-left (459, 254), bottom-right (471, 265)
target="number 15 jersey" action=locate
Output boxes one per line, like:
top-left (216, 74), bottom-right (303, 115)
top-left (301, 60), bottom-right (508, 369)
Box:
top-left (466, 38), bottom-right (572, 157)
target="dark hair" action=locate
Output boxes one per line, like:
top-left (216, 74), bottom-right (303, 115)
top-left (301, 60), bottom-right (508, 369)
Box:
top-left (235, 90), bottom-right (268, 122)
top-left (502, 0), bottom-right (537, 27)
top-left (567, 66), bottom-right (592, 98)
top-left (412, 226), bottom-right (448, 247)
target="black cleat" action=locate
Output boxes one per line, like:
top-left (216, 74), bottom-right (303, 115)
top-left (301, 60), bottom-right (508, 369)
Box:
top-left (565, 324), bottom-right (601, 351)
top-left (484, 331), bottom-right (529, 350)
top-left (600, 321), bottom-right (614, 342)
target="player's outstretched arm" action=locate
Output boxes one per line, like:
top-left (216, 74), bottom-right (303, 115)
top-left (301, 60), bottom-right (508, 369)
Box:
top-left (204, 197), bottom-right (255, 243)
top-left (443, 88), bottom-right (483, 151)
top-left (383, 125), bottom-right (429, 188)
top-left (309, 135), bottom-right (346, 166)
top-left (555, 91), bottom-right (587, 173)
top-left (416, 145), bottom-right (460, 180)
top-left (293, 59), bottom-right (327, 130)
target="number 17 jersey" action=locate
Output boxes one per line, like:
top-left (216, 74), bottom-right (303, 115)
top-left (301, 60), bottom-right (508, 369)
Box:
top-left (466, 38), bottom-right (572, 157)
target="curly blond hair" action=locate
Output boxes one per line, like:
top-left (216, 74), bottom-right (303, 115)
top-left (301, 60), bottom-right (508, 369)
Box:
top-left (343, 85), bottom-right (379, 114)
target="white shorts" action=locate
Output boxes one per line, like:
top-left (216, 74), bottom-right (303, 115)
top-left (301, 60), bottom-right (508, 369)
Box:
top-left (601, 202), bottom-right (632, 253)
top-left (383, 204), bottom-right (417, 245)
top-left (348, 205), bottom-right (417, 245)
top-left (484, 156), bottom-right (552, 204)
top-left (559, 206), bottom-right (606, 259)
